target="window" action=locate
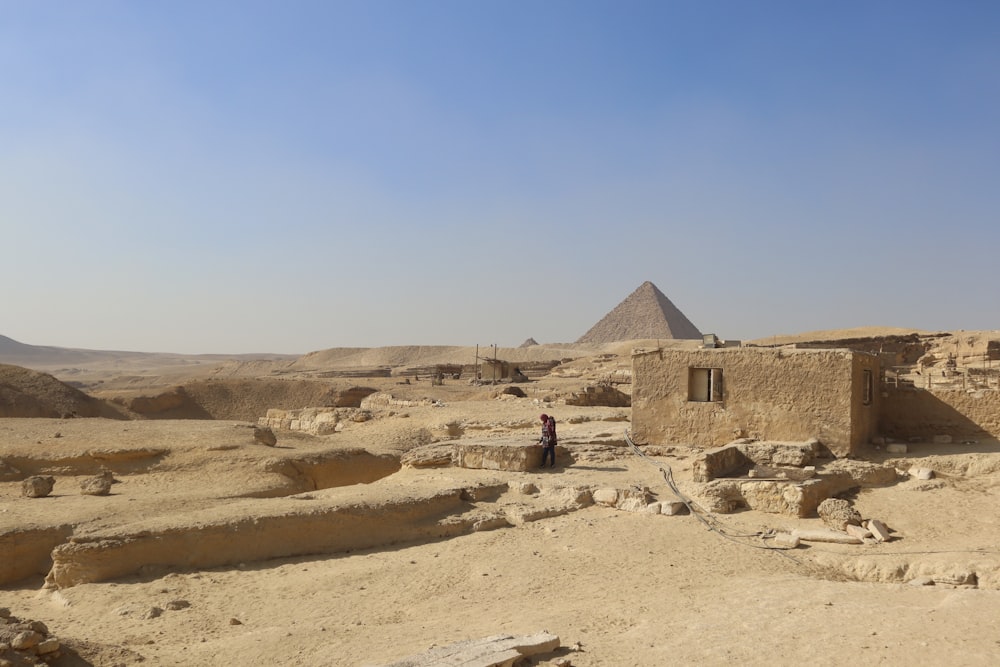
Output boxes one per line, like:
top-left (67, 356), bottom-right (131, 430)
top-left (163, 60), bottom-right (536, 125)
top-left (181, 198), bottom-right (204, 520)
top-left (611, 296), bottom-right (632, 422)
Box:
top-left (689, 368), bottom-right (723, 402)
top-left (862, 369), bottom-right (873, 406)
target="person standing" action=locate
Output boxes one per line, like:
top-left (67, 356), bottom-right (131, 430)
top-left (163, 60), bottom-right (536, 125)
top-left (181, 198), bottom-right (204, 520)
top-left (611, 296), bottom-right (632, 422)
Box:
top-left (539, 413), bottom-right (557, 468)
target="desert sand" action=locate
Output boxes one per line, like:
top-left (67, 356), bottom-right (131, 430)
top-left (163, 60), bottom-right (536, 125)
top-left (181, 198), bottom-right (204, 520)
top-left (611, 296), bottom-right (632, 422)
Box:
top-left (2, 330), bottom-right (1000, 666)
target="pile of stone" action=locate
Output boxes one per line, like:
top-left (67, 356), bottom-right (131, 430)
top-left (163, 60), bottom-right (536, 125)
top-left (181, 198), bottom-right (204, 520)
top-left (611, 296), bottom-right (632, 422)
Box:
top-left (0, 608), bottom-right (61, 664)
top-left (772, 498), bottom-right (894, 548)
top-left (690, 440), bottom-right (899, 518)
top-left (258, 407), bottom-right (349, 435)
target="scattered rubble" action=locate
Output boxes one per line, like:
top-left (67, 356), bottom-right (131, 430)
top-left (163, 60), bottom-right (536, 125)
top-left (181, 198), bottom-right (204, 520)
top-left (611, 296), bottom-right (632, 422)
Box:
top-left (0, 608), bottom-right (62, 665)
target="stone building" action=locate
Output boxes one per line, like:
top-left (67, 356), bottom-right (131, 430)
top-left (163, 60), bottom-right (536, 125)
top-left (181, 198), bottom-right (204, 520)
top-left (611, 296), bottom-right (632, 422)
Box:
top-left (631, 346), bottom-right (879, 457)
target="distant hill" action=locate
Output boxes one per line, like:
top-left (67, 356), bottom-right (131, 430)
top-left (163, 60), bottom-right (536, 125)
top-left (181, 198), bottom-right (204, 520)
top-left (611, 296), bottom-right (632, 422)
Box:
top-left (0, 334), bottom-right (298, 370)
top-left (577, 281), bottom-right (702, 344)
top-left (0, 363), bottom-right (128, 418)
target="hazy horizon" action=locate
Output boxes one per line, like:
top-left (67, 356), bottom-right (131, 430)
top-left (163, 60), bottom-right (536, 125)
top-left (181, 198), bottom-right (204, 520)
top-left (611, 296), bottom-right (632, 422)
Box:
top-left (4, 2), bottom-right (999, 354)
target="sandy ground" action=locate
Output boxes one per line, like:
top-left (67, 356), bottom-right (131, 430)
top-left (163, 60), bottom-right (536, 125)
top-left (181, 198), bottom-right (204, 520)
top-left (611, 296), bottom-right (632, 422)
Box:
top-left (3, 333), bottom-right (1000, 666)
top-left (3, 397), bottom-right (1000, 666)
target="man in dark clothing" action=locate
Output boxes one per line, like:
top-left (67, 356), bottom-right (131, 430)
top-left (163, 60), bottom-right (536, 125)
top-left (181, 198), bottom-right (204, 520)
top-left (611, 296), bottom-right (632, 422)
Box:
top-left (539, 413), bottom-right (557, 468)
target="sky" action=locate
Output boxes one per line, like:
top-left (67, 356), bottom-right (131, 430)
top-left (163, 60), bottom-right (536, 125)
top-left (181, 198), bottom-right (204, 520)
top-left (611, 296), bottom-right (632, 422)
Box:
top-left (2, 1), bottom-right (999, 354)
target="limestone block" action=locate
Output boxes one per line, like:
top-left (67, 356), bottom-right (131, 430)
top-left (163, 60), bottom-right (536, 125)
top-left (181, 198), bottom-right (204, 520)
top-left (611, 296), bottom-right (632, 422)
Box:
top-left (617, 496), bottom-right (651, 513)
top-left (908, 467), bottom-right (935, 480)
top-left (886, 443), bottom-right (908, 454)
top-left (845, 524), bottom-right (873, 540)
top-left (791, 529), bottom-right (863, 544)
top-left (661, 501), bottom-right (689, 516)
top-left (383, 632), bottom-right (560, 667)
top-left (642, 502), bottom-right (662, 514)
top-left (11, 631), bottom-right (42, 650)
top-left (36, 638), bottom-right (60, 654)
top-left (455, 443), bottom-right (538, 472)
top-left (867, 519), bottom-right (892, 542)
top-left (742, 441), bottom-right (815, 467)
top-left (771, 533), bottom-right (800, 548)
top-left (692, 445), bottom-right (748, 482)
top-left (592, 488), bottom-right (619, 506)
top-left (615, 487), bottom-right (653, 511)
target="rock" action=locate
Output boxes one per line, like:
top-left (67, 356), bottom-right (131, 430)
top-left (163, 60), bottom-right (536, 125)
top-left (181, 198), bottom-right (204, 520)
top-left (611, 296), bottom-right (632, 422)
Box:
top-left (866, 518), bottom-right (892, 542)
top-left (21, 476), bottom-right (55, 498)
top-left (817, 498), bottom-right (862, 531)
top-left (771, 533), bottom-right (800, 548)
top-left (80, 475), bottom-right (113, 496)
top-left (165, 599), bottom-right (190, 610)
top-left (11, 630), bottom-right (42, 650)
top-left (383, 632), bottom-right (559, 667)
top-left (253, 425), bottom-right (277, 447)
top-left (660, 501), bottom-right (689, 516)
top-left (909, 577), bottom-right (935, 587)
top-left (36, 637), bottom-right (60, 654)
top-left (142, 606), bottom-right (163, 620)
top-left (791, 529), bottom-right (863, 544)
top-left (845, 524), bottom-right (873, 540)
top-left (510, 481), bottom-right (538, 495)
top-left (886, 443), bottom-right (908, 454)
top-left (908, 467), bottom-right (935, 480)
top-left (229, 618), bottom-right (242, 625)
top-left (592, 488), bottom-right (619, 506)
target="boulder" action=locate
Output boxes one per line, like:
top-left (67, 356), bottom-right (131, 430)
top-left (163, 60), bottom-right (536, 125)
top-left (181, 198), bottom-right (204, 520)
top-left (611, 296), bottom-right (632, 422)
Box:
top-left (21, 476), bottom-right (55, 498)
top-left (817, 498), bottom-right (862, 531)
top-left (80, 475), bottom-right (113, 496)
top-left (253, 425), bottom-right (277, 447)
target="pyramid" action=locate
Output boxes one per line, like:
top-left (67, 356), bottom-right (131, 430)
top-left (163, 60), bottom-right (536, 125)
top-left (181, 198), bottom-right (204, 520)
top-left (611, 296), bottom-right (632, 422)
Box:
top-left (576, 281), bottom-right (702, 344)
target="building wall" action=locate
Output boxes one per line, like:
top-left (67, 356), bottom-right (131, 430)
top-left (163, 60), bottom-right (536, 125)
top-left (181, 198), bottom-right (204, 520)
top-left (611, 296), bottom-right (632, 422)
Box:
top-left (631, 347), bottom-right (878, 456)
top-left (880, 386), bottom-right (1000, 439)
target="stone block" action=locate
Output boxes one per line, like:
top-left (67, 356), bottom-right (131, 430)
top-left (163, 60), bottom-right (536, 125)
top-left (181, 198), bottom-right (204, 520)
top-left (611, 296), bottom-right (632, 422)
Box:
top-left (886, 443), bottom-right (908, 454)
top-left (455, 444), bottom-right (539, 472)
top-left (661, 501), bottom-right (689, 516)
top-left (771, 533), bottom-right (800, 548)
top-left (692, 444), bottom-right (749, 482)
top-left (845, 524), bottom-right (873, 540)
top-left (791, 529), bottom-right (863, 544)
top-left (592, 488), bottom-right (619, 506)
top-left (908, 467), bottom-right (935, 480)
top-left (867, 518), bottom-right (892, 542)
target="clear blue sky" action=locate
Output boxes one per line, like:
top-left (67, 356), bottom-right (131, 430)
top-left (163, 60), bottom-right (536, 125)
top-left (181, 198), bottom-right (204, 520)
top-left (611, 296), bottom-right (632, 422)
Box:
top-left (3, 1), bottom-right (998, 353)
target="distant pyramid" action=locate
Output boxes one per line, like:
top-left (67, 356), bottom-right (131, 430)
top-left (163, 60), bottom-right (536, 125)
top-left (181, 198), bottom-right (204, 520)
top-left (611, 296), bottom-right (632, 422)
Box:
top-left (519, 337), bottom-right (539, 348)
top-left (576, 281), bottom-right (702, 344)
